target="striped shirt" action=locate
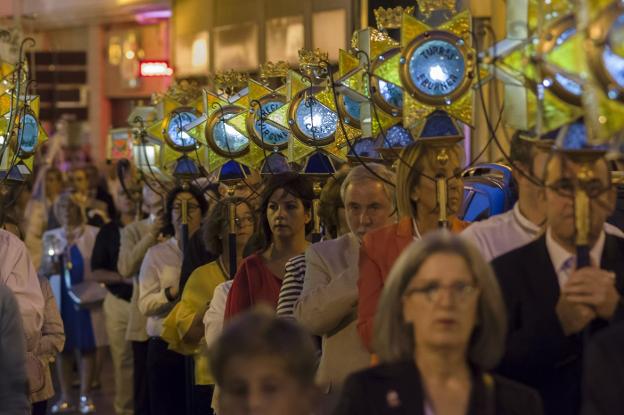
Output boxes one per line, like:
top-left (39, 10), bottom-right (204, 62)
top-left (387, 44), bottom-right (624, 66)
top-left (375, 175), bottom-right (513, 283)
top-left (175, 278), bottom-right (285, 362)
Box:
top-left (276, 254), bottom-right (307, 318)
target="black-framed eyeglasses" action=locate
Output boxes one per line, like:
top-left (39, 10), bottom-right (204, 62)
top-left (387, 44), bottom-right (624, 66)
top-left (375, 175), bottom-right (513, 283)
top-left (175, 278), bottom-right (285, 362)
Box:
top-left (404, 281), bottom-right (478, 303)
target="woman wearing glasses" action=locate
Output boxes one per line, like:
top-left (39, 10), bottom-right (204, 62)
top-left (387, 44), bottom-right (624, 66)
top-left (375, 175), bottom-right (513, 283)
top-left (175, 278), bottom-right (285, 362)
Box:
top-left (335, 232), bottom-right (543, 415)
top-left (161, 197), bottom-right (255, 414)
top-left (138, 185), bottom-right (208, 415)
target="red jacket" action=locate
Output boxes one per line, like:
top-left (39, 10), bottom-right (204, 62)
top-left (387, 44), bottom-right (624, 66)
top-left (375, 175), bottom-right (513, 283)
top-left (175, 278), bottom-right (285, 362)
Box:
top-left (357, 217), bottom-right (469, 351)
top-left (224, 254), bottom-right (282, 321)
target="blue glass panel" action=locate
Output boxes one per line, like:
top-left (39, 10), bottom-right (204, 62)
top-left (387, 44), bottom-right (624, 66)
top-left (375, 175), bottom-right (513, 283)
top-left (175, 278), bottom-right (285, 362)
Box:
top-left (219, 160), bottom-right (246, 181)
top-left (348, 138), bottom-right (381, 159)
top-left (295, 97), bottom-right (338, 140)
top-left (173, 157), bottom-right (200, 177)
top-left (254, 101), bottom-right (290, 146)
top-left (604, 15), bottom-right (624, 88)
top-left (408, 39), bottom-right (466, 97)
top-left (261, 153), bottom-right (291, 174)
top-left (212, 113), bottom-right (248, 154)
top-left (18, 113), bottom-right (38, 153)
top-left (304, 152), bottom-right (336, 175)
top-left (381, 125), bottom-right (413, 148)
top-left (421, 111), bottom-right (459, 138)
top-left (554, 73), bottom-right (582, 97)
top-left (378, 80), bottom-right (403, 108)
top-left (342, 94), bottom-right (361, 120)
top-left (558, 121), bottom-right (608, 151)
top-left (167, 111), bottom-right (198, 148)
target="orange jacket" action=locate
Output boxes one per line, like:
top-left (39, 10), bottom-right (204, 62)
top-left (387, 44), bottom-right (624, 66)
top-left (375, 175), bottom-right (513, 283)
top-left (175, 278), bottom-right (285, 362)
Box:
top-left (356, 217), bottom-right (469, 351)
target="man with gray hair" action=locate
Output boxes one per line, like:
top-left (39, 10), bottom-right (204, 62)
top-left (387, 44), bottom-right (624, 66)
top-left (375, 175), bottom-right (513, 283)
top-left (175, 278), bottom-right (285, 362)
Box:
top-left (294, 163), bottom-right (396, 411)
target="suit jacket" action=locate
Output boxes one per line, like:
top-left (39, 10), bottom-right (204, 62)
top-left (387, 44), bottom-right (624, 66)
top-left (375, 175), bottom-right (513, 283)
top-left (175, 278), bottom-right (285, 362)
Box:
top-left (333, 361), bottom-right (543, 415)
top-left (582, 322), bottom-right (624, 415)
top-left (294, 233), bottom-right (370, 392)
top-left (357, 217), bottom-right (468, 350)
top-left (492, 234), bottom-right (624, 415)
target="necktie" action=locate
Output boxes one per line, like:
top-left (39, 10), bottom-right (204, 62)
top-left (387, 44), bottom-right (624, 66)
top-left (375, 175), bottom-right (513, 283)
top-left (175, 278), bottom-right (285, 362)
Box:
top-left (559, 255), bottom-right (576, 287)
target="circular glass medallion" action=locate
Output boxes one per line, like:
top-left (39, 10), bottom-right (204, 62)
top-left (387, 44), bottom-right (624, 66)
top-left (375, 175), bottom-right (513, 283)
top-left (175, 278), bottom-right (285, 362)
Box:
top-left (253, 100), bottom-right (289, 147)
top-left (294, 96), bottom-right (338, 142)
top-left (165, 109), bottom-right (199, 150)
top-left (408, 39), bottom-right (466, 97)
top-left (212, 112), bottom-right (249, 155)
top-left (18, 112), bottom-right (39, 156)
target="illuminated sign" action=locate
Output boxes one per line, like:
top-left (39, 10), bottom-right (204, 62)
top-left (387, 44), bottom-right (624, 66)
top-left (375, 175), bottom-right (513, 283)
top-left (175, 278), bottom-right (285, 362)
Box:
top-left (139, 60), bottom-right (174, 77)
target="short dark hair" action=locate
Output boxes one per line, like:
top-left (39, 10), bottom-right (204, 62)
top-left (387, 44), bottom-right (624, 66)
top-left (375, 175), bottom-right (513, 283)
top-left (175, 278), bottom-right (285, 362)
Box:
top-left (202, 197), bottom-right (255, 255)
top-left (164, 184), bottom-right (209, 232)
top-left (210, 308), bottom-right (317, 387)
top-left (254, 173), bottom-right (314, 252)
top-left (509, 130), bottom-right (535, 168)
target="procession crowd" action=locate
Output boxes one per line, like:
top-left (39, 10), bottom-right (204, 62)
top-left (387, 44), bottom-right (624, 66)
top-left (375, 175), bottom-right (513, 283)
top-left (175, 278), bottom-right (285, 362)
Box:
top-left (1, 134), bottom-right (624, 415)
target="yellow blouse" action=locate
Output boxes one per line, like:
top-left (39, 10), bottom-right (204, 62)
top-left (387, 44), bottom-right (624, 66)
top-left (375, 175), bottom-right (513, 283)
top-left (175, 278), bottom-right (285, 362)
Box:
top-left (161, 260), bottom-right (226, 385)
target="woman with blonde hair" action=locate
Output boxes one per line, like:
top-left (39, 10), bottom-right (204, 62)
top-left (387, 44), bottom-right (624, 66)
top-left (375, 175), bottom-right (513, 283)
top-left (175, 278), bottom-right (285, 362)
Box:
top-left (357, 139), bottom-right (469, 350)
top-left (335, 232), bottom-right (543, 415)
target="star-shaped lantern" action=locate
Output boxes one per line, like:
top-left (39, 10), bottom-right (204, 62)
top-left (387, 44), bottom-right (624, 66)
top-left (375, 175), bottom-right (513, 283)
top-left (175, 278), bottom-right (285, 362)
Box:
top-left (399, 10), bottom-right (477, 130)
top-left (492, 0), bottom-right (584, 132)
top-left (146, 80), bottom-right (206, 176)
top-left (224, 62), bottom-right (292, 173)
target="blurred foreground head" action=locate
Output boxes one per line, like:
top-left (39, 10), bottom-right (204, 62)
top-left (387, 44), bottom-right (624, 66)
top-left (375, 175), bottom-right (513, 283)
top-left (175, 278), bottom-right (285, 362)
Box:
top-left (210, 307), bottom-right (318, 415)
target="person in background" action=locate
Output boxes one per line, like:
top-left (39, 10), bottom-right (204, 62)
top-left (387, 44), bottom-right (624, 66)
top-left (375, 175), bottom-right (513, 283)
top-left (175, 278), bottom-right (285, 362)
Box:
top-left (91, 186), bottom-right (138, 415)
top-left (210, 308), bottom-right (319, 415)
top-left (161, 197), bottom-right (255, 415)
top-left (138, 184), bottom-right (208, 415)
top-left (294, 164), bottom-right (396, 411)
top-left (67, 166), bottom-right (109, 227)
top-left (462, 134), bottom-right (624, 261)
top-left (84, 163), bottom-right (117, 222)
top-left (461, 133), bottom-right (549, 261)
top-left (25, 166), bottom-right (65, 268)
top-left (276, 171), bottom-right (350, 320)
top-left (30, 275), bottom-right (65, 415)
top-left (41, 192), bottom-right (107, 414)
top-left (177, 181), bottom-right (220, 294)
top-left (118, 182), bottom-right (167, 415)
top-left (224, 173), bottom-right (313, 320)
top-left (0, 285), bottom-right (30, 415)
top-left (492, 152), bottom-right (624, 415)
top-left (357, 140), bottom-right (468, 350)
top-left (334, 232), bottom-right (543, 415)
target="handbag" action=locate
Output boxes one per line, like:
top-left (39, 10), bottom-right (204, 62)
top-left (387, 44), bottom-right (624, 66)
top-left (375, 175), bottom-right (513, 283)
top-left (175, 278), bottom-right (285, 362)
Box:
top-left (64, 269), bottom-right (107, 309)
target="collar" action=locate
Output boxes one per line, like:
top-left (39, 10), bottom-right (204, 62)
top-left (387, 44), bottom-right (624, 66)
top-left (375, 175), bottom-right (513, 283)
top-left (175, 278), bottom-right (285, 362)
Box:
top-left (545, 227), bottom-right (606, 271)
top-left (512, 202), bottom-right (542, 236)
top-left (412, 219), bottom-right (422, 240)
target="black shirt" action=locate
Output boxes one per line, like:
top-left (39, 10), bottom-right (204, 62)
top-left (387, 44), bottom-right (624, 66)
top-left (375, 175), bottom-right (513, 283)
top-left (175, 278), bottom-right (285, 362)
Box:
top-left (91, 221), bottom-right (133, 301)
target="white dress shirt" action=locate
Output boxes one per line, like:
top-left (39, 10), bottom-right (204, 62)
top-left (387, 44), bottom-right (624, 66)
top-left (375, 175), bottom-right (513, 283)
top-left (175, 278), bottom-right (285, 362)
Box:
top-left (0, 230), bottom-right (44, 342)
top-left (203, 280), bottom-right (232, 347)
top-left (138, 238), bottom-right (182, 337)
top-left (461, 203), bottom-right (542, 261)
top-left (545, 228), bottom-right (606, 288)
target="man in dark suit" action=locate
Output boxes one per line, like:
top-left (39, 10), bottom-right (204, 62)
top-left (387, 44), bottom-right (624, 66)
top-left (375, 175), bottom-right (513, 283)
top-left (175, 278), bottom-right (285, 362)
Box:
top-left (582, 322), bottom-right (624, 415)
top-left (492, 152), bottom-right (624, 415)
